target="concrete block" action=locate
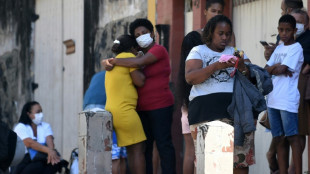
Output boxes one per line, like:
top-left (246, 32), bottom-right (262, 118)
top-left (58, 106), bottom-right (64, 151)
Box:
top-left (78, 111), bottom-right (112, 174)
top-left (196, 121), bottom-right (234, 174)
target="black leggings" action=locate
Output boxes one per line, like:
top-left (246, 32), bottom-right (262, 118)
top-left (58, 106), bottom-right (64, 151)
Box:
top-left (12, 154), bottom-right (59, 174)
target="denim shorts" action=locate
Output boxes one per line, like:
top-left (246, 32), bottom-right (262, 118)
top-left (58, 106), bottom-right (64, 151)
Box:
top-left (267, 107), bottom-right (299, 137)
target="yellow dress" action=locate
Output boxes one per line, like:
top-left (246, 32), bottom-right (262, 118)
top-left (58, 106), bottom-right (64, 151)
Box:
top-left (105, 52), bottom-right (146, 147)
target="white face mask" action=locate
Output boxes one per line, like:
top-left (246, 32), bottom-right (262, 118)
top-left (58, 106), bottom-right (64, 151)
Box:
top-left (136, 33), bottom-right (153, 48)
top-left (296, 23), bottom-right (305, 37)
top-left (32, 112), bottom-right (44, 125)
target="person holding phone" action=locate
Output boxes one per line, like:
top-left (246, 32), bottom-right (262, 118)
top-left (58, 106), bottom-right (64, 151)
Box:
top-left (265, 14), bottom-right (304, 174)
top-left (263, 0), bottom-right (303, 61)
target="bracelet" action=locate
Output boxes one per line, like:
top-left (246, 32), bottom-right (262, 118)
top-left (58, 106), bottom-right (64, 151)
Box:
top-left (239, 66), bottom-right (248, 76)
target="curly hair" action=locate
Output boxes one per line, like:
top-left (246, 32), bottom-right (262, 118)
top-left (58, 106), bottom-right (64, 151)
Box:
top-left (19, 101), bottom-right (40, 125)
top-left (129, 18), bottom-right (154, 37)
top-left (202, 15), bottom-right (232, 45)
top-left (111, 35), bottom-right (138, 55)
top-left (279, 14), bottom-right (296, 29)
top-left (206, 0), bottom-right (225, 10)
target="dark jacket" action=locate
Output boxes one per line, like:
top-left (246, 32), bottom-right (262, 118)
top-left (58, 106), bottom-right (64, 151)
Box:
top-left (296, 29), bottom-right (310, 65)
top-left (227, 63), bottom-right (273, 146)
top-left (0, 122), bottom-right (17, 171)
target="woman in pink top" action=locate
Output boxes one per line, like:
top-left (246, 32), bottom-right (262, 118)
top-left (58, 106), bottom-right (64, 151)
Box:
top-left (102, 18), bottom-right (176, 174)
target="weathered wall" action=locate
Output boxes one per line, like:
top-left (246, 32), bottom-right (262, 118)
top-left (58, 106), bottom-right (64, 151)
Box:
top-left (0, 0), bottom-right (35, 127)
top-left (84, 0), bottom-right (147, 90)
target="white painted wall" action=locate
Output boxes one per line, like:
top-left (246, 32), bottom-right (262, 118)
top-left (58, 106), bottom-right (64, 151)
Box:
top-left (233, 0), bottom-right (308, 173)
top-left (62, 0), bottom-right (84, 160)
top-left (185, 11), bottom-right (193, 35)
top-left (34, 0), bottom-right (84, 160)
top-left (34, 0), bottom-right (64, 154)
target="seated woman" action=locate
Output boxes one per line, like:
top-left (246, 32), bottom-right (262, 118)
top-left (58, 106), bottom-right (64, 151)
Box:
top-left (12, 101), bottom-right (61, 174)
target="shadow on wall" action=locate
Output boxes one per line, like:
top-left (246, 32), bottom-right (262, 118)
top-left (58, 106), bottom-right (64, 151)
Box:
top-left (94, 12), bottom-right (146, 72)
top-left (0, 0), bottom-right (35, 127)
top-left (83, 2), bottom-right (146, 91)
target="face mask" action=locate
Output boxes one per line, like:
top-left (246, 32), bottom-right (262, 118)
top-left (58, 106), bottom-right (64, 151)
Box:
top-left (296, 23), bottom-right (305, 37)
top-left (136, 33), bottom-right (153, 48)
top-left (32, 112), bottom-right (44, 125)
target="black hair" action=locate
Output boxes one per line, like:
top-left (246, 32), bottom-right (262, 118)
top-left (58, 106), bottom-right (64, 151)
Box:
top-left (19, 101), bottom-right (40, 125)
top-left (284, 0), bottom-right (303, 9)
top-left (177, 31), bottom-right (203, 107)
top-left (291, 8), bottom-right (309, 26)
top-left (202, 15), bottom-right (232, 45)
top-left (111, 35), bottom-right (138, 55)
top-left (206, 0), bottom-right (225, 10)
top-left (129, 18), bottom-right (154, 37)
top-left (279, 14), bottom-right (296, 29)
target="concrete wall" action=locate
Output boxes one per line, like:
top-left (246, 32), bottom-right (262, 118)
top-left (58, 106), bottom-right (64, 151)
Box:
top-left (233, 0), bottom-right (308, 173)
top-left (0, 0), bottom-right (35, 127)
top-left (84, 0), bottom-right (147, 90)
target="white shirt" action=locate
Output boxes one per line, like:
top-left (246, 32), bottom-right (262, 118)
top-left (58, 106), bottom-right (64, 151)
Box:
top-left (14, 122), bottom-right (53, 153)
top-left (186, 45), bottom-right (248, 101)
top-left (267, 42), bottom-right (304, 113)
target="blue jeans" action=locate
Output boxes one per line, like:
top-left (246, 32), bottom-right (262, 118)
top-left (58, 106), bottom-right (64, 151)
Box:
top-left (267, 107), bottom-right (299, 137)
top-left (138, 105), bottom-right (176, 174)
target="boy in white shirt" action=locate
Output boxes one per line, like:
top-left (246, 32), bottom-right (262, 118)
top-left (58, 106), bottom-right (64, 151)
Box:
top-left (265, 14), bottom-right (304, 174)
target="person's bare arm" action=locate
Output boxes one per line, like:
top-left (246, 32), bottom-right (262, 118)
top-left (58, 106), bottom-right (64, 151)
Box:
top-left (185, 59), bottom-right (234, 85)
top-left (110, 52), bottom-right (158, 68)
top-left (130, 70), bottom-right (145, 87)
top-left (302, 64), bottom-right (310, 74)
top-left (265, 64), bottom-right (292, 77)
top-left (101, 58), bottom-right (114, 71)
top-left (23, 138), bottom-right (50, 153)
top-left (23, 137), bottom-right (60, 165)
top-left (46, 135), bottom-right (55, 149)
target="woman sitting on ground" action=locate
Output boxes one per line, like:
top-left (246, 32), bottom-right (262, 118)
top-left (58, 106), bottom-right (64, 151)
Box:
top-left (13, 101), bottom-right (61, 174)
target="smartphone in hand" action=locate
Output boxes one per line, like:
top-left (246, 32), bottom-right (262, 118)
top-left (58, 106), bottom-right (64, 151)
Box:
top-left (260, 41), bottom-right (270, 46)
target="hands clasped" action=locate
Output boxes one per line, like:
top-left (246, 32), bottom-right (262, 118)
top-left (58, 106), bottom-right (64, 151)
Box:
top-left (47, 148), bottom-right (60, 165)
top-left (101, 58), bottom-right (116, 71)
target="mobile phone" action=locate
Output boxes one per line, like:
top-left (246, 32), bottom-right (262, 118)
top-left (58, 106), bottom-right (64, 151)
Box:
top-left (260, 41), bottom-right (270, 46)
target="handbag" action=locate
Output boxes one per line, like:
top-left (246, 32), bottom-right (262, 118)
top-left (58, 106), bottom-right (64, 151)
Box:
top-left (259, 111), bottom-right (271, 129)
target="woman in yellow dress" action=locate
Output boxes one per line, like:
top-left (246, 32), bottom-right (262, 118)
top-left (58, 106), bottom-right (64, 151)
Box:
top-left (105, 34), bottom-right (146, 174)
